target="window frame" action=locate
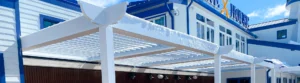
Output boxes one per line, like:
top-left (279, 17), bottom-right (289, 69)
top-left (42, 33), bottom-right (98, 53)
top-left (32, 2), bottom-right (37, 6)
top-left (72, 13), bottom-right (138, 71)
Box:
top-left (40, 14), bottom-right (64, 29)
top-left (219, 26), bottom-right (232, 46)
top-left (146, 14), bottom-right (167, 27)
top-left (277, 29), bottom-right (287, 39)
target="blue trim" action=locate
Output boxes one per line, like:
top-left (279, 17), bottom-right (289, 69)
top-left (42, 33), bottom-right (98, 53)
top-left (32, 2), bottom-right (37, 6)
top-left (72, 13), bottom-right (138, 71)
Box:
top-left (165, 1), bottom-right (174, 29)
top-left (40, 0), bottom-right (81, 12)
top-left (249, 19), bottom-right (297, 32)
top-left (39, 14), bottom-right (65, 29)
top-left (247, 39), bottom-right (300, 51)
top-left (14, 0), bottom-right (25, 83)
top-left (287, 0), bottom-right (300, 6)
top-left (145, 14), bottom-right (168, 27)
top-left (186, 0), bottom-right (194, 34)
top-left (0, 0), bottom-right (16, 8)
top-left (193, 0), bottom-right (257, 38)
top-left (127, 0), bottom-right (167, 13)
top-left (0, 53), bottom-right (5, 83)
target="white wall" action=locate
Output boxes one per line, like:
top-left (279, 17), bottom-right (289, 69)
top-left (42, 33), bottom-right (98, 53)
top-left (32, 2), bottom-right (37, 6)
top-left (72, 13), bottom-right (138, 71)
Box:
top-left (248, 44), bottom-right (300, 66)
top-left (251, 24), bottom-right (296, 43)
top-left (173, 3), bottom-right (187, 33)
top-left (19, 0), bottom-right (82, 36)
top-left (0, 6), bottom-right (16, 52)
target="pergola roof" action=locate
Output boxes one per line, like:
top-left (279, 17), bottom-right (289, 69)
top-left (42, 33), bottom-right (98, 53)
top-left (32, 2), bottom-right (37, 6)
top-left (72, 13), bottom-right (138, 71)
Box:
top-left (21, 7), bottom-right (274, 73)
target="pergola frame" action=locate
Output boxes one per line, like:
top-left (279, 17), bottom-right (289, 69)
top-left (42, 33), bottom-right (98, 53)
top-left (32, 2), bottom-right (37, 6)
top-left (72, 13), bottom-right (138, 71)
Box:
top-left (20, 1), bottom-right (277, 83)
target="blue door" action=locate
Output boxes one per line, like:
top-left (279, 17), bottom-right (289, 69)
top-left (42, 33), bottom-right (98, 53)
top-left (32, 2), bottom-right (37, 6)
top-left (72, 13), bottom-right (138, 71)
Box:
top-left (227, 77), bottom-right (251, 83)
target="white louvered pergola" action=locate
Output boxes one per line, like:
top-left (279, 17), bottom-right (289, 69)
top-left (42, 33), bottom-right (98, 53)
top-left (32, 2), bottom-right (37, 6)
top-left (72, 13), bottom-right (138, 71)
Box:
top-left (20, 1), bottom-right (277, 83)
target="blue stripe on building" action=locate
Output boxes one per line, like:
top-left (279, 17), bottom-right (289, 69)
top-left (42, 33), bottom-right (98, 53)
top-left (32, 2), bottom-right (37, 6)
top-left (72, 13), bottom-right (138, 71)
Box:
top-left (0, 53), bottom-right (5, 83)
top-left (0, 0), bottom-right (16, 8)
top-left (247, 39), bottom-right (300, 51)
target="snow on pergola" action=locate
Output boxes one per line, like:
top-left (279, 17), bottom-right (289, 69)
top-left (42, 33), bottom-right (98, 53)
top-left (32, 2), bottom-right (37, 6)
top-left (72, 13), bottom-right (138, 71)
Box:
top-left (20, 1), bottom-right (277, 83)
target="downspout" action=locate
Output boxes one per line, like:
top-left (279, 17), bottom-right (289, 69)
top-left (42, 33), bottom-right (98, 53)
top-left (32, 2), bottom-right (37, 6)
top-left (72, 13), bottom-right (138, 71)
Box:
top-left (186, 0), bottom-right (194, 34)
top-left (267, 69), bottom-right (271, 83)
top-left (165, 0), bottom-right (175, 29)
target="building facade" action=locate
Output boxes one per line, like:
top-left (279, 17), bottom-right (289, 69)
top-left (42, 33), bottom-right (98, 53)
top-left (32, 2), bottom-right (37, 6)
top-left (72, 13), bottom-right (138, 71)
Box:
top-left (0, 0), bottom-right (299, 83)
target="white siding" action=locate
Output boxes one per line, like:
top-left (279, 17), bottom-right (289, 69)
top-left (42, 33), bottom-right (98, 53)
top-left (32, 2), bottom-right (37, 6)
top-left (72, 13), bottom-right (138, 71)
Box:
top-left (248, 44), bottom-right (300, 66)
top-left (0, 6), bottom-right (16, 52)
top-left (19, 0), bottom-right (82, 36)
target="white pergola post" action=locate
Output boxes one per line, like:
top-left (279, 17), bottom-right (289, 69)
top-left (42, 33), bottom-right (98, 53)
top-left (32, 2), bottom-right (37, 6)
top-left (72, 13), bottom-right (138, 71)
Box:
top-left (272, 69), bottom-right (277, 83)
top-left (99, 26), bottom-right (116, 83)
top-left (214, 55), bottom-right (221, 83)
top-left (251, 64), bottom-right (256, 83)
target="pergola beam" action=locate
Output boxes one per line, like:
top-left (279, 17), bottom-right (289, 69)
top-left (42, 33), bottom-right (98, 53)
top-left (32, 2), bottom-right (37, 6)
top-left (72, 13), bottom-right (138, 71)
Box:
top-left (199, 64), bottom-right (249, 72)
top-left (21, 16), bottom-right (99, 51)
top-left (87, 45), bottom-right (181, 61)
top-left (175, 61), bottom-right (240, 69)
top-left (140, 55), bottom-right (212, 66)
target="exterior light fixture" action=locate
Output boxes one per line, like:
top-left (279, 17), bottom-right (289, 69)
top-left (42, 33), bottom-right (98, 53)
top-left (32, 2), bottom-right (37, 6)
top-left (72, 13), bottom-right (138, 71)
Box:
top-left (192, 76), bottom-right (198, 79)
top-left (157, 74), bottom-right (164, 79)
top-left (147, 74), bottom-right (154, 80)
top-left (174, 75), bottom-right (181, 80)
top-left (129, 73), bottom-right (136, 80)
top-left (164, 75), bottom-right (169, 80)
top-left (186, 76), bottom-right (192, 80)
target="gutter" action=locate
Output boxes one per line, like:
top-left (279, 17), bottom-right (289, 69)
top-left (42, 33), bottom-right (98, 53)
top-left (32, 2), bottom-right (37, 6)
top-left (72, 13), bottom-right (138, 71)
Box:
top-left (165, 0), bottom-right (175, 29)
top-left (186, 0), bottom-right (194, 34)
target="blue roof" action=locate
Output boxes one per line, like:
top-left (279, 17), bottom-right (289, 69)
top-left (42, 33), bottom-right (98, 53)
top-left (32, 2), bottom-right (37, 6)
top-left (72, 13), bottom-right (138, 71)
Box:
top-left (249, 18), bottom-right (297, 32)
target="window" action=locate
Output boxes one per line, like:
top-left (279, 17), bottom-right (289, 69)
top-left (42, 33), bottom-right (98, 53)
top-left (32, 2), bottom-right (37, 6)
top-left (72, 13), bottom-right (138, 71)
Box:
top-left (236, 34), bottom-right (246, 53)
top-left (149, 16), bottom-right (166, 26)
top-left (207, 18), bottom-right (214, 27)
top-left (219, 26), bottom-right (232, 46)
top-left (40, 14), bottom-right (64, 29)
top-left (220, 33), bottom-right (225, 46)
top-left (206, 27), bottom-right (214, 43)
top-left (196, 15), bottom-right (214, 43)
top-left (196, 14), bottom-right (205, 22)
top-left (236, 40), bottom-right (240, 51)
top-left (284, 78), bottom-right (287, 83)
top-left (207, 27), bottom-right (210, 41)
top-left (197, 22), bottom-right (205, 39)
top-left (277, 29), bottom-right (287, 39)
top-left (278, 78), bottom-right (282, 83)
top-left (219, 26), bottom-right (225, 32)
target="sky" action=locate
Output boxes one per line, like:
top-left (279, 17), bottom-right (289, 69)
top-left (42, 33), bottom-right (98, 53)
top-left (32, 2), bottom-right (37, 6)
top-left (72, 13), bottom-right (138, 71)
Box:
top-left (229, 0), bottom-right (288, 25)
